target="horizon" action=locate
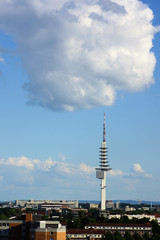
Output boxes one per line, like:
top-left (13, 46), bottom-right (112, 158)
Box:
top-left (1, 199), bottom-right (160, 205)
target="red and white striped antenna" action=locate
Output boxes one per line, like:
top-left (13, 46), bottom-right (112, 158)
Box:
top-left (103, 113), bottom-right (106, 142)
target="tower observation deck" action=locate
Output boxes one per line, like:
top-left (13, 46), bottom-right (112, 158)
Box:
top-left (96, 113), bottom-right (111, 211)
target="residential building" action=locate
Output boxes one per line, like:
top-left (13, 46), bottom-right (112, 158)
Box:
top-left (85, 223), bottom-right (152, 237)
top-left (0, 213), bottom-right (66, 240)
top-left (67, 228), bottom-right (105, 240)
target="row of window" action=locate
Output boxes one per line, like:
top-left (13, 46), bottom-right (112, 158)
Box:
top-left (86, 226), bottom-right (151, 230)
top-left (0, 223), bottom-right (9, 227)
top-left (67, 231), bottom-right (151, 239)
top-left (67, 234), bottom-right (102, 238)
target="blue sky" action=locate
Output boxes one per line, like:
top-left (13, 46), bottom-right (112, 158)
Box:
top-left (0, 0), bottom-right (160, 202)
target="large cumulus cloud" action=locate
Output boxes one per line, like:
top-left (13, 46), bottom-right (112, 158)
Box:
top-left (0, 0), bottom-right (158, 111)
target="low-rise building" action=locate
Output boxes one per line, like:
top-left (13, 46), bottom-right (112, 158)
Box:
top-left (126, 214), bottom-right (155, 221)
top-left (108, 213), bottom-right (156, 221)
top-left (89, 203), bottom-right (99, 209)
top-left (125, 206), bottom-right (136, 212)
top-left (85, 223), bottom-right (152, 237)
top-left (67, 228), bottom-right (105, 240)
top-left (108, 214), bottom-right (121, 220)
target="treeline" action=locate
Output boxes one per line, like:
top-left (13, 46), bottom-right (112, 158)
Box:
top-left (0, 208), bottom-right (20, 220)
top-left (60, 210), bottom-right (151, 229)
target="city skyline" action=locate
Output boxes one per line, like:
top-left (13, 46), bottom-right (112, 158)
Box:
top-left (0, 0), bottom-right (160, 201)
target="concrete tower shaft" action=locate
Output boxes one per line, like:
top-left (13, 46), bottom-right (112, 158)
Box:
top-left (96, 114), bottom-right (111, 211)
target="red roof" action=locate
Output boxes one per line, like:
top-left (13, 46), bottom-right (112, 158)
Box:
top-left (67, 229), bottom-right (105, 234)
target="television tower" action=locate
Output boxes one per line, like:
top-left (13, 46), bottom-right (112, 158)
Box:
top-left (96, 113), bottom-right (111, 211)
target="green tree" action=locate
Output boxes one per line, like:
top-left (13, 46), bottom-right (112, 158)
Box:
top-left (124, 231), bottom-right (133, 240)
top-left (103, 232), bottom-right (115, 240)
top-left (121, 216), bottom-right (130, 223)
top-left (133, 232), bottom-right (143, 240)
top-left (114, 231), bottom-right (125, 240)
top-left (152, 220), bottom-right (160, 235)
top-left (143, 232), bottom-right (151, 240)
top-left (136, 218), bottom-right (150, 224)
top-left (0, 214), bottom-right (8, 220)
top-left (151, 234), bottom-right (160, 240)
top-left (41, 215), bottom-right (49, 220)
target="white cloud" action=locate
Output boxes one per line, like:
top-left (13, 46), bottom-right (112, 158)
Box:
top-left (0, 156), bottom-right (56, 171)
top-left (130, 163), bottom-right (152, 179)
top-left (55, 162), bottom-right (95, 175)
top-left (0, 54), bottom-right (4, 76)
top-left (106, 163), bottom-right (152, 180)
top-left (56, 162), bottom-right (72, 174)
top-left (38, 157), bottom-right (56, 171)
top-left (0, 156), bottom-right (90, 176)
top-left (132, 163), bottom-right (144, 173)
top-left (0, 56), bottom-right (4, 62)
top-left (0, 155), bottom-right (156, 200)
top-left (109, 169), bottom-right (124, 177)
top-left (0, 156), bottom-right (35, 170)
top-left (0, 0), bottom-right (159, 111)
top-left (80, 163), bottom-right (95, 173)
top-left (0, 156), bottom-right (153, 185)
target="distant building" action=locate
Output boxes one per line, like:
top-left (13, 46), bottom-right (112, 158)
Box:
top-left (126, 214), bottom-right (155, 221)
top-left (115, 201), bottom-right (120, 209)
top-left (106, 200), bottom-right (114, 209)
top-left (15, 199), bottom-right (78, 210)
top-left (142, 207), bottom-right (149, 211)
top-left (89, 203), bottom-right (99, 209)
top-left (108, 214), bottom-right (121, 220)
top-left (107, 213), bottom-right (159, 223)
top-left (125, 206), bottom-right (136, 212)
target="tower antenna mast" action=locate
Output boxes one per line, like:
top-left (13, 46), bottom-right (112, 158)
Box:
top-left (103, 113), bottom-right (106, 142)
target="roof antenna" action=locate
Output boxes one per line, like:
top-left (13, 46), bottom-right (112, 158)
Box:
top-left (103, 113), bottom-right (106, 142)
